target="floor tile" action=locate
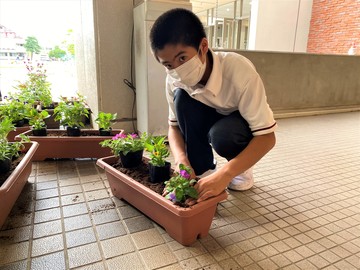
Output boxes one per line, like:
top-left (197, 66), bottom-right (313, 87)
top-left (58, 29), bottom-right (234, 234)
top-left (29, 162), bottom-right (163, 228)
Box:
top-left (0, 112), bottom-right (359, 270)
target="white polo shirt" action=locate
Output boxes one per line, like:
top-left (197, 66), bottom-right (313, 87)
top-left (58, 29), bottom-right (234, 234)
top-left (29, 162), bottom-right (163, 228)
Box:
top-left (165, 50), bottom-right (277, 136)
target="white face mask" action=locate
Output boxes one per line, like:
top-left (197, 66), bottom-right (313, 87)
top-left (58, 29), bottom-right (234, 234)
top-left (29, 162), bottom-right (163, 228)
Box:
top-left (166, 49), bottom-right (206, 87)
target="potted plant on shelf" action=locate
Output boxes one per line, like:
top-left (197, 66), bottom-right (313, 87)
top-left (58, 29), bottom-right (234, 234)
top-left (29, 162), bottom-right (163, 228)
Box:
top-left (95, 111), bottom-right (117, 136)
top-left (0, 118), bottom-right (39, 228)
top-left (100, 132), bottom-right (147, 168)
top-left (53, 93), bottom-right (90, 136)
top-left (13, 61), bottom-right (53, 109)
top-left (24, 107), bottom-right (50, 136)
top-left (0, 98), bottom-right (30, 127)
top-left (144, 135), bottom-right (171, 183)
top-left (96, 156), bottom-right (227, 246)
top-left (0, 99), bottom-right (32, 141)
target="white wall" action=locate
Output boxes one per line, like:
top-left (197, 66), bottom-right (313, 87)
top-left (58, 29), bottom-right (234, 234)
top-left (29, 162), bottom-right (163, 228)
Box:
top-left (249, 0), bottom-right (313, 52)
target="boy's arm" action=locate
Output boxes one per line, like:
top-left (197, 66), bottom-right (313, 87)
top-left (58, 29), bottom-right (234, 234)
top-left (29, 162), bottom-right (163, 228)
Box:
top-left (196, 132), bottom-right (276, 202)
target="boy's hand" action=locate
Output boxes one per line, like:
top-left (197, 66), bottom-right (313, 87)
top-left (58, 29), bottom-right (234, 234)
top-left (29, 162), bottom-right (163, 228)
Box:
top-left (194, 171), bottom-right (231, 202)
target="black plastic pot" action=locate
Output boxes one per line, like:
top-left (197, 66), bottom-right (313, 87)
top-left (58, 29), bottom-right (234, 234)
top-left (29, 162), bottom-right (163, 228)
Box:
top-left (0, 158), bottom-right (11, 174)
top-left (99, 128), bottom-right (111, 136)
top-left (13, 119), bottom-right (25, 127)
top-left (148, 161), bottom-right (171, 183)
top-left (32, 127), bottom-right (47, 136)
top-left (119, 150), bottom-right (143, 168)
top-left (66, 126), bottom-right (81, 137)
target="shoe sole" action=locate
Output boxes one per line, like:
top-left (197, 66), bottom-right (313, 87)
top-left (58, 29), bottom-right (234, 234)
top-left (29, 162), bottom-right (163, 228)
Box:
top-left (227, 181), bottom-right (254, 191)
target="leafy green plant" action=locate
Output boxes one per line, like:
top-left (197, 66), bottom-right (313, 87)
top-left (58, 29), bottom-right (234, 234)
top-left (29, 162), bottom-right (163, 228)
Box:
top-left (163, 164), bottom-right (198, 204)
top-left (0, 119), bottom-right (27, 161)
top-left (0, 99), bottom-right (30, 123)
top-left (25, 108), bottom-right (49, 130)
top-left (144, 135), bottom-right (170, 167)
top-left (95, 111), bottom-right (117, 131)
top-left (53, 93), bottom-right (89, 128)
top-left (13, 61), bottom-right (53, 108)
top-left (100, 132), bottom-right (147, 156)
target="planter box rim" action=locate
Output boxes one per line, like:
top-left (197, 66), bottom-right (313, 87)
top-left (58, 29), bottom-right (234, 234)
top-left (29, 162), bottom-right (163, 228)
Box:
top-left (15, 129), bottom-right (123, 142)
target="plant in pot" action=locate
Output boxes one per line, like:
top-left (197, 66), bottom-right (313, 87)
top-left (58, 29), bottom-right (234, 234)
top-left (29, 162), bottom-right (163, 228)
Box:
top-left (0, 98), bottom-right (30, 127)
top-left (0, 118), bottom-right (39, 228)
top-left (53, 93), bottom-right (90, 136)
top-left (100, 132), bottom-right (147, 168)
top-left (13, 61), bottom-right (53, 109)
top-left (144, 135), bottom-right (171, 183)
top-left (24, 107), bottom-right (50, 136)
top-left (0, 119), bottom-right (27, 174)
top-left (163, 164), bottom-right (199, 207)
top-left (95, 111), bottom-right (117, 136)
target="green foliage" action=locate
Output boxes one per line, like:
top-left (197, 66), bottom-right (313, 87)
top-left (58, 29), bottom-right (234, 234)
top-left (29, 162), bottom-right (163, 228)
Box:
top-left (48, 46), bottom-right (66, 59)
top-left (23, 36), bottom-right (41, 59)
top-left (164, 164), bottom-right (198, 204)
top-left (25, 108), bottom-right (49, 130)
top-left (67, 44), bottom-right (75, 56)
top-left (0, 99), bottom-right (30, 123)
top-left (13, 61), bottom-right (53, 107)
top-left (144, 135), bottom-right (170, 167)
top-left (0, 119), bottom-right (26, 161)
top-left (53, 93), bottom-right (89, 128)
top-left (100, 132), bottom-right (147, 156)
top-left (95, 112), bottom-right (117, 130)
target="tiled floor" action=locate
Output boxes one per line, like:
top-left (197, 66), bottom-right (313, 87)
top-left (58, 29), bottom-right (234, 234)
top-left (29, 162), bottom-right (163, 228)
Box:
top-left (0, 112), bottom-right (360, 270)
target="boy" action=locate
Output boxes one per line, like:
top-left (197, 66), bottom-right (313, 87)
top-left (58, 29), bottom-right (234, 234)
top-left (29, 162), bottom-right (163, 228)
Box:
top-left (149, 8), bottom-right (276, 203)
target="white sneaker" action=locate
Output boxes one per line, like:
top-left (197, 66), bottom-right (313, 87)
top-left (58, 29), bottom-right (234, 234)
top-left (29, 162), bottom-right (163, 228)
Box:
top-left (227, 167), bottom-right (254, 191)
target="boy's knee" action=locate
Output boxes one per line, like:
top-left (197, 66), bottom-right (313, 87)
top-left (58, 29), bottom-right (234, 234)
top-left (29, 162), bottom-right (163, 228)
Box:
top-left (209, 121), bottom-right (252, 160)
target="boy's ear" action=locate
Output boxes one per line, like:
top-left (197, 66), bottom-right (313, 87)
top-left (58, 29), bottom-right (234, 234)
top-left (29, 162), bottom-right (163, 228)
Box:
top-left (200, 37), bottom-right (209, 53)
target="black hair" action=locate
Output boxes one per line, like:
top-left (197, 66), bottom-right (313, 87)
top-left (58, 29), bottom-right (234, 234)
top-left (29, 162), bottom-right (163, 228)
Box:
top-left (149, 8), bottom-right (206, 53)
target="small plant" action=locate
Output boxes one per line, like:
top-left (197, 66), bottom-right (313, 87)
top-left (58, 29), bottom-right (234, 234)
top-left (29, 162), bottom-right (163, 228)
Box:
top-left (0, 119), bottom-right (27, 162)
top-left (100, 132), bottom-right (147, 156)
top-left (13, 61), bottom-right (53, 108)
top-left (53, 93), bottom-right (89, 128)
top-left (25, 108), bottom-right (49, 130)
top-left (163, 164), bottom-right (198, 205)
top-left (144, 135), bottom-right (170, 167)
top-left (95, 111), bottom-right (117, 131)
top-left (0, 99), bottom-right (30, 124)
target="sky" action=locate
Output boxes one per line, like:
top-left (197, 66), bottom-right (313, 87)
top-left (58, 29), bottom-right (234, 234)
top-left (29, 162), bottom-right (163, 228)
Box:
top-left (0, 0), bottom-right (80, 47)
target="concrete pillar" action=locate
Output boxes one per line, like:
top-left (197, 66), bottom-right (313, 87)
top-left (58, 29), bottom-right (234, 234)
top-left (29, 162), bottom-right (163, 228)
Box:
top-left (133, 0), bottom-right (192, 135)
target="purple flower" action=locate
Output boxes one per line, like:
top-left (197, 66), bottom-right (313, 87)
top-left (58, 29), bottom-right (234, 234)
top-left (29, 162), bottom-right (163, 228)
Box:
top-left (180, 170), bottom-right (190, 179)
top-left (169, 192), bottom-right (177, 202)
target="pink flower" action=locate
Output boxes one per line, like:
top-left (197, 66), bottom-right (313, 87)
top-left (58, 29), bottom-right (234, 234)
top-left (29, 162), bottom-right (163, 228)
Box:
top-left (130, 133), bottom-right (138, 139)
top-left (112, 133), bottom-right (126, 140)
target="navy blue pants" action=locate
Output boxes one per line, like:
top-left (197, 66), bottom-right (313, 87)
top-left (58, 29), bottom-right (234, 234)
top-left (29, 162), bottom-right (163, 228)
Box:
top-left (174, 89), bottom-right (253, 175)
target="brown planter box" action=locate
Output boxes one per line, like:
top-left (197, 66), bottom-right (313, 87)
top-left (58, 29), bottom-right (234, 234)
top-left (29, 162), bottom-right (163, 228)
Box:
top-left (96, 156), bottom-right (228, 246)
top-left (7, 126), bottom-right (31, 142)
top-left (0, 142), bottom-right (39, 228)
top-left (15, 129), bottom-right (123, 161)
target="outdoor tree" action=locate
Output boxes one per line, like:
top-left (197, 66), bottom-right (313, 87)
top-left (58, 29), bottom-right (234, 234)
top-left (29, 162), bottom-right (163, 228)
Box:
top-left (63, 29), bottom-right (75, 57)
top-left (48, 46), bottom-right (66, 60)
top-left (24, 36), bottom-right (41, 60)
